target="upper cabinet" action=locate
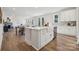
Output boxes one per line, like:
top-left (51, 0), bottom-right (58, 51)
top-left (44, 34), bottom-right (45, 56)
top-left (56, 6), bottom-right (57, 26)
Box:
top-left (60, 9), bottom-right (76, 21)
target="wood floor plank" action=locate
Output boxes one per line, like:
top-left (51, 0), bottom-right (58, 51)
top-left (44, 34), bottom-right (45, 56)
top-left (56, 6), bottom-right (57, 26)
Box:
top-left (1, 29), bottom-right (79, 51)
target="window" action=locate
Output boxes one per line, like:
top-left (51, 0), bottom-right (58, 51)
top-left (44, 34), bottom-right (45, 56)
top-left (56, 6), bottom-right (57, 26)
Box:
top-left (42, 17), bottom-right (44, 26)
top-left (54, 15), bottom-right (58, 23)
top-left (38, 18), bottom-right (40, 26)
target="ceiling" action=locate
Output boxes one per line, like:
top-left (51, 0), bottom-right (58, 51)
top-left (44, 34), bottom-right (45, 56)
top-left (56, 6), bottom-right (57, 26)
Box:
top-left (3, 7), bottom-right (67, 18)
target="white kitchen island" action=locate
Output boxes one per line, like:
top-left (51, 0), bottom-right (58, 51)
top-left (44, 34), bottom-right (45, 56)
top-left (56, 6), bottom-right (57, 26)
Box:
top-left (25, 27), bottom-right (54, 50)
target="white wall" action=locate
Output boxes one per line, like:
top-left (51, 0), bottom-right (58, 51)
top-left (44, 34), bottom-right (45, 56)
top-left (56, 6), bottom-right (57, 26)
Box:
top-left (14, 16), bottom-right (26, 27)
top-left (2, 8), bottom-right (26, 27)
top-left (2, 15), bottom-right (26, 27)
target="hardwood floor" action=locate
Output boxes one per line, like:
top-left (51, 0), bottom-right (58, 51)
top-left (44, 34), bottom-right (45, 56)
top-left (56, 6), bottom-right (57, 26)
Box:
top-left (56, 34), bottom-right (78, 51)
top-left (1, 29), bottom-right (79, 51)
top-left (2, 29), bottom-right (36, 51)
top-left (40, 34), bottom-right (79, 51)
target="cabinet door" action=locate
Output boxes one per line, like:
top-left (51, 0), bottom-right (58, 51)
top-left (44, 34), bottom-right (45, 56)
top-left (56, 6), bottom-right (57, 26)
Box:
top-left (25, 29), bottom-right (31, 45)
top-left (31, 30), bottom-right (40, 49)
top-left (40, 30), bottom-right (46, 43)
top-left (68, 27), bottom-right (76, 36)
top-left (60, 11), bottom-right (69, 21)
top-left (66, 9), bottom-right (76, 21)
top-left (40, 28), bottom-right (53, 48)
top-left (69, 9), bottom-right (76, 21)
top-left (40, 29), bottom-right (50, 48)
top-left (60, 9), bottom-right (76, 21)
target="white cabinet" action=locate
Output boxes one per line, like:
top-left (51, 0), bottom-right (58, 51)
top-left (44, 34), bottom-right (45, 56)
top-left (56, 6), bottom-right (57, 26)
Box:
top-left (60, 9), bottom-right (76, 21)
top-left (57, 26), bottom-right (76, 36)
top-left (31, 28), bottom-right (54, 50)
top-left (40, 28), bottom-right (53, 48)
top-left (25, 28), bottom-right (31, 45)
top-left (25, 27), bottom-right (54, 50)
top-left (31, 30), bottom-right (41, 50)
top-left (40, 29), bottom-right (48, 48)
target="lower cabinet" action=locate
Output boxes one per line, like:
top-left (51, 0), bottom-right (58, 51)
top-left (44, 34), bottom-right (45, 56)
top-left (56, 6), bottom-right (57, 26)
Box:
top-left (31, 29), bottom-right (53, 50)
top-left (57, 26), bottom-right (76, 36)
top-left (31, 30), bottom-right (41, 50)
top-left (25, 27), bottom-right (54, 50)
top-left (25, 28), bottom-right (31, 45)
